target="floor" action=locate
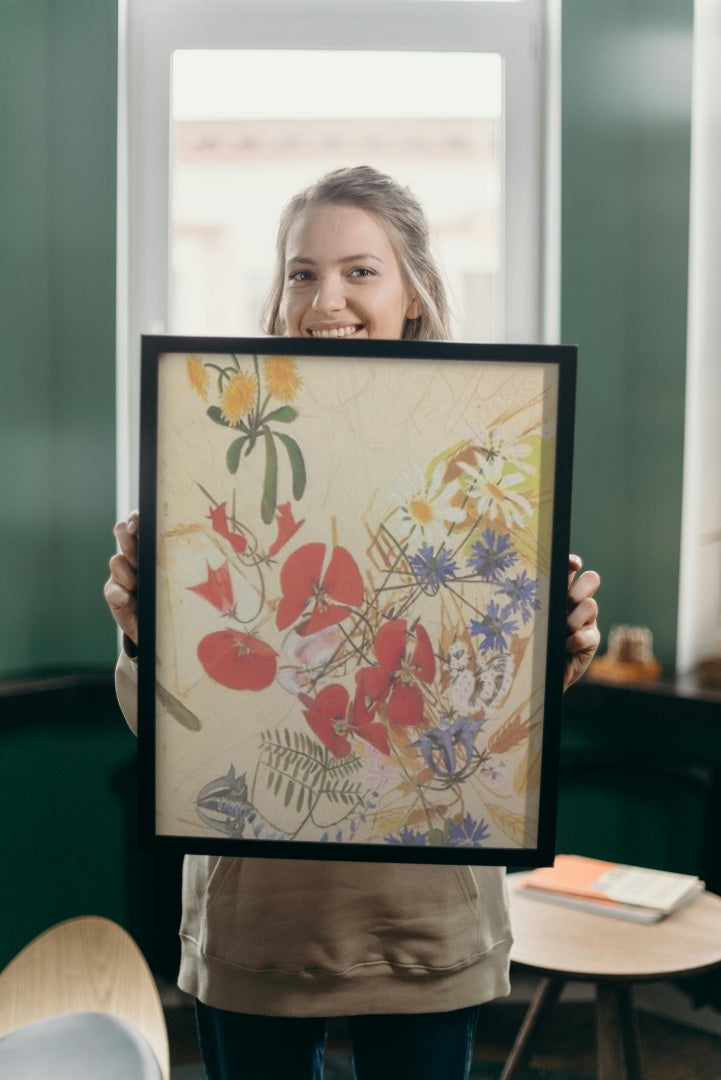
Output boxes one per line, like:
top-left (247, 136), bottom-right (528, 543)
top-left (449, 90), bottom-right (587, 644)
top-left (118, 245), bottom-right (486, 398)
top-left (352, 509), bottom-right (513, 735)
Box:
top-left (164, 977), bottom-right (721, 1079)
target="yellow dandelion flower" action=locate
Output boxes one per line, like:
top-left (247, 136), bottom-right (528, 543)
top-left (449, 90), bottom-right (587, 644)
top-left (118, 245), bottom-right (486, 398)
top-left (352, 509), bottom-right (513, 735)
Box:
top-left (221, 372), bottom-right (257, 424)
top-left (186, 354), bottom-right (209, 400)
top-left (263, 356), bottom-right (302, 403)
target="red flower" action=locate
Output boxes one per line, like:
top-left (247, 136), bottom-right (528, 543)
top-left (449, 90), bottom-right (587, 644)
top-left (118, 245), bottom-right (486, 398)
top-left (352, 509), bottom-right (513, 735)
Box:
top-left (298, 685), bottom-right (352, 758)
top-left (355, 619), bottom-right (435, 727)
top-left (267, 502), bottom-right (305, 558)
top-left (276, 543), bottom-right (364, 635)
top-left (350, 690), bottom-right (391, 755)
top-left (298, 684), bottom-right (390, 758)
top-left (188, 561), bottom-right (234, 614)
top-left (209, 502), bottom-right (247, 554)
top-left (198, 630), bottom-right (277, 691)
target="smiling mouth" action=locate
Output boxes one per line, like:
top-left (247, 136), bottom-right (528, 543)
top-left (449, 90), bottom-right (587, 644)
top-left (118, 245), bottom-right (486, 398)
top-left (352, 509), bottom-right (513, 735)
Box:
top-left (307, 324), bottom-right (364, 339)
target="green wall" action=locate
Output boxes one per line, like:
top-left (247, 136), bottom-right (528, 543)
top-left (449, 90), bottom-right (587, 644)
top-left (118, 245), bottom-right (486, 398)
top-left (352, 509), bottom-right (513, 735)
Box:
top-left (562, 0), bottom-right (693, 670)
top-left (0, 1), bottom-right (693, 677)
top-left (0, 0), bottom-right (118, 676)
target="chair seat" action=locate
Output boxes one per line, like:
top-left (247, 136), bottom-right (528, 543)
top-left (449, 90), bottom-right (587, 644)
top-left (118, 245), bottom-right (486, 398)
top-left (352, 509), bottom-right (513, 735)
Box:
top-left (0, 1011), bottom-right (162, 1080)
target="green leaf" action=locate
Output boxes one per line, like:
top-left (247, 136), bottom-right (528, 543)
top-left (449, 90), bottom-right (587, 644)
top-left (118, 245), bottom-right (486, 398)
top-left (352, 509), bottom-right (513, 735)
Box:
top-left (155, 681), bottom-right (201, 731)
top-left (206, 405), bottom-right (230, 428)
top-left (261, 430), bottom-right (279, 524)
top-left (264, 405), bottom-right (297, 424)
top-left (207, 404), bottom-right (249, 434)
top-left (284, 780), bottom-right (295, 808)
top-left (276, 433), bottom-right (307, 501)
top-left (226, 436), bottom-right (246, 474)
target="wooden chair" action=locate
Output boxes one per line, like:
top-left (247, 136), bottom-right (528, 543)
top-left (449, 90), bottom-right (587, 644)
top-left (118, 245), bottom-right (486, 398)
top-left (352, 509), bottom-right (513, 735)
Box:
top-left (0, 915), bottom-right (169, 1079)
top-left (502, 874), bottom-right (721, 1080)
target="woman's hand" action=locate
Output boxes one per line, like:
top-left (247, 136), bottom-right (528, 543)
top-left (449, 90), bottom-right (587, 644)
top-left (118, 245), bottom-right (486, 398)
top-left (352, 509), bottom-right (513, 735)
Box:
top-left (564, 554), bottom-right (601, 691)
top-left (104, 510), bottom-right (139, 647)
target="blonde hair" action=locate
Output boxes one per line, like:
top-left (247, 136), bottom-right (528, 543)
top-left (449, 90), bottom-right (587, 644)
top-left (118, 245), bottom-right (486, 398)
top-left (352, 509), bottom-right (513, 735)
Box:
top-left (262, 165), bottom-right (453, 341)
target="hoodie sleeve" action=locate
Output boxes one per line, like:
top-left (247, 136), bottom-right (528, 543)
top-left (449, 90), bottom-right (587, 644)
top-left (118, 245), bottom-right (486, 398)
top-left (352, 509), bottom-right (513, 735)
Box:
top-left (115, 646), bottom-right (139, 736)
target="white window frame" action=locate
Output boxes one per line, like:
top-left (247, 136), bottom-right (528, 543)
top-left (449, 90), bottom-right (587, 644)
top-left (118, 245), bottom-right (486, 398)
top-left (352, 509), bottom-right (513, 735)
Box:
top-left (676, 0), bottom-right (721, 675)
top-left (117, 0), bottom-right (559, 511)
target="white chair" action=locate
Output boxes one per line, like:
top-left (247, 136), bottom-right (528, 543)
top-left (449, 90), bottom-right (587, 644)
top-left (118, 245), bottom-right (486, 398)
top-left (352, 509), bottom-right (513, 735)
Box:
top-left (0, 915), bottom-right (170, 1079)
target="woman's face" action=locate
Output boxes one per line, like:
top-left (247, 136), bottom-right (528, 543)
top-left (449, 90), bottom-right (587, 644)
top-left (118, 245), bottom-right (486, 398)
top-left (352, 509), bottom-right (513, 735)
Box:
top-left (280, 203), bottom-right (421, 340)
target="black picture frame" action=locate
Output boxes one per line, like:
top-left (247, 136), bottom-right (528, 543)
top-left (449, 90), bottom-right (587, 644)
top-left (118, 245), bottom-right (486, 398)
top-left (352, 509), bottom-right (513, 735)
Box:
top-left (138, 335), bottom-right (576, 865)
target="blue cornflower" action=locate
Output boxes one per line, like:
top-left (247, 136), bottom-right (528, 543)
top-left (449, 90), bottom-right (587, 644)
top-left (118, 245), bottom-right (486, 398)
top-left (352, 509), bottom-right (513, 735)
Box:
top-left (446, 812), bottom-right (491, 847)
top-left (470, 601), bottom-right (518, 653)
top-left (467, 529), bottom-right (517, 582)
top-left (408, 543), bottom-right (458, 595)
top-left (413, 715), bottom-right (485, 780)
top-left (385, 826), bottom-right (429, 846)
top-left (497, 570), bottom-right (541, 623)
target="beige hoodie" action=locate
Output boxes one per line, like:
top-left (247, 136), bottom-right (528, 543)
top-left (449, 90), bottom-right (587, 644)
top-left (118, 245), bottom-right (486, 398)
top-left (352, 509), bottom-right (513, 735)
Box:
top-left (116, 651), bottom-right (512, 1016)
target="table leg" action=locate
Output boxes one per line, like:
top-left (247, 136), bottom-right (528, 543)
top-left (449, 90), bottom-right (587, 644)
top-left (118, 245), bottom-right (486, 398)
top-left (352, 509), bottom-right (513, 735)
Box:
top-left (596, 982), bottom-right (643, 1080)
top-left (499, 976), bottom-right (565, 1080)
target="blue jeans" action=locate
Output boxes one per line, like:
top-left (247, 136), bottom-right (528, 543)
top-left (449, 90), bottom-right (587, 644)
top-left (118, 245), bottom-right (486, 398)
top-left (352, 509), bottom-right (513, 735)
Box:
top-left (195, 1000), bottom-right (481, 1080)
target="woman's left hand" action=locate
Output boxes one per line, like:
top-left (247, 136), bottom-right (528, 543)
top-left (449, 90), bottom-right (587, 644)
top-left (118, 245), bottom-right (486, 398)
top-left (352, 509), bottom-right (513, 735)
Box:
top-left (564, 554), bottom-right (601, 691)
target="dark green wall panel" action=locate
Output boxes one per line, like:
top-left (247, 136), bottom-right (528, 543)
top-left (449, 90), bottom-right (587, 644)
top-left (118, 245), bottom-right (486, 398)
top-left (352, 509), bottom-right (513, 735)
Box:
top-left (0, 0), bottom-right (118, 675)
top-left (562, 0), bottom-right (693, 669)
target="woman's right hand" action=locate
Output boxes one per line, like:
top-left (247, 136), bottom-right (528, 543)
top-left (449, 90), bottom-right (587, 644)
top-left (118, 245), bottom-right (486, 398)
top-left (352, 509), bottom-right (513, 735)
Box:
top-left (104, 510), bottom-right (139, 646)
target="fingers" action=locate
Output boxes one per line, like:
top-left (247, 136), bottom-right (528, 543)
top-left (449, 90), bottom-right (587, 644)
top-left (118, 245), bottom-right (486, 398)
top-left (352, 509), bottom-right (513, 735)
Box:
top-left (566, 622), bottom-right (601, 658)
top-left (105, 511), bottom-right (140, 645)
top-left (103, 576), bottom-right (139, 644)
top-left (113, 510), bottom-right (139, 568)
top-left (567, 553), bottom-right (583, 588)
top-left (564, 559), bottom-right (601, 690)
top-left (568, 567), bottom-right (601, 611)
top-left (566, 589), bottom-right (599, 636)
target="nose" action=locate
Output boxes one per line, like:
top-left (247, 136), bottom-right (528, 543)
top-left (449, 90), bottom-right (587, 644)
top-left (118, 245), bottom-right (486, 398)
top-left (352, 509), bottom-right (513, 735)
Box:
top-left (312, 273), bottom-right (345, 316)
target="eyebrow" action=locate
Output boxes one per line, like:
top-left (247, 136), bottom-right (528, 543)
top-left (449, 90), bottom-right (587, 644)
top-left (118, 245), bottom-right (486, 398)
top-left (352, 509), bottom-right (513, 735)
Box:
top-left (286, 253), bottom-right (385, 266)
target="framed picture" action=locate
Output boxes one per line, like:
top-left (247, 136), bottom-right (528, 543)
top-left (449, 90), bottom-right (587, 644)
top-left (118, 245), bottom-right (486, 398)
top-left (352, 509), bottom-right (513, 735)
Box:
top-left (138, 336), bottom-right (576, 865)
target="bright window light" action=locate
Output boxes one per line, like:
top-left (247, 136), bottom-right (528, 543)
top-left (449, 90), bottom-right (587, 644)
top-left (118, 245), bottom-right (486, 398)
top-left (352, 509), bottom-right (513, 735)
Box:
top-left (170, 50), bottom-right (503, 341)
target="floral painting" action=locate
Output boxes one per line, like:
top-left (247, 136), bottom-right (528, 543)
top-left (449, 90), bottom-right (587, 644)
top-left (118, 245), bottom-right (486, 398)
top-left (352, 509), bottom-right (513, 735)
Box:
top-left (141, 340), bottom-right (573, 862)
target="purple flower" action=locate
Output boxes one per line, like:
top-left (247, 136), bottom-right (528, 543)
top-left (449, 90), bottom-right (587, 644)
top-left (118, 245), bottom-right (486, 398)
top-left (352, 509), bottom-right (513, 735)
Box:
top-left (408, 543), bottom-right (458, 595)
top-left (412, 715), bottom-right (485, 780)
top-left (467, 529), bottom-right (517, 582)
top-left (385, 826), bottom-right (429, 846)
top-left (497, 570), bottom-right (541, 623)
top-left (470, 601), bottom-right (518, 653)
top-left (446, 813), bottom-right (491, 847)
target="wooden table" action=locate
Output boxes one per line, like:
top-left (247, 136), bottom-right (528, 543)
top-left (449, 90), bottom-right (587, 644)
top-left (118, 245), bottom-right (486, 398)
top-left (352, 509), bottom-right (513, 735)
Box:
top-left (502, 874), bottom-right (721, 1080)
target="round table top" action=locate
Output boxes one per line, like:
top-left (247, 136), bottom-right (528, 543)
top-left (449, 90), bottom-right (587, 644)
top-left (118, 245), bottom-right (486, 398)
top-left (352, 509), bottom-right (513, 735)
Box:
top-left (508, 872), bottom-right (721, 981)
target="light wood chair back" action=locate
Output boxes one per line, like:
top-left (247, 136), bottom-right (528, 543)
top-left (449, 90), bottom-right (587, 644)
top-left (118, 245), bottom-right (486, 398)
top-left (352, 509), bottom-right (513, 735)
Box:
top-left (0, 915), bottom-right (170, 1080)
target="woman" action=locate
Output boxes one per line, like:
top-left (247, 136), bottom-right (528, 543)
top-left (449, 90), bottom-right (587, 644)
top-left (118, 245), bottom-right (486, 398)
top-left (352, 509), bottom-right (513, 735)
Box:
top-left (106, 166), bottom-right (601, 1080)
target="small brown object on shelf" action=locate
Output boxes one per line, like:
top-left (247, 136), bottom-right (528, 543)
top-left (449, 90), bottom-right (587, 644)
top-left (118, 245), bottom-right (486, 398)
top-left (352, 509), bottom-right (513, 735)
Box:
top-left (590, 624), bottom-right (662, 683)
top-left (696, 654), bottom-right (721, 689)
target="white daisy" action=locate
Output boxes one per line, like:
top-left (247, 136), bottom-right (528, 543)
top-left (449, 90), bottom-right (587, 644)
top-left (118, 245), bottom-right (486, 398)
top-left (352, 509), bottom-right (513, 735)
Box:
top-left (466, 420), bottom-right (536, 476)
top-left (391, 462), bottom-right (465, 544)
top-left (457, 457), bottom-right (533, 529)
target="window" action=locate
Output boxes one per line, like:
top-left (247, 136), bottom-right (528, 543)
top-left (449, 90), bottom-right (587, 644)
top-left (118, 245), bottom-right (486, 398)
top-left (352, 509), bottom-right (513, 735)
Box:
top-left (170, 49), bottom-right (503, 340)
top-left (118, 0), bottom-right (557, 508)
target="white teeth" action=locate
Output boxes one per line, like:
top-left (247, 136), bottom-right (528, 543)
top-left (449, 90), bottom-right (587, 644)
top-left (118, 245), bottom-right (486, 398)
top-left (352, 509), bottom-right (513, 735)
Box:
top-left (310, 326), bottom-right (359, 338)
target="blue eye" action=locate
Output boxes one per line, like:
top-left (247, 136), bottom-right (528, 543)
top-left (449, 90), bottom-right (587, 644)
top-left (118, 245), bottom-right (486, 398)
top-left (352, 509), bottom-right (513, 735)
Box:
top-left (289, 270), bottom-right (313, 283)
